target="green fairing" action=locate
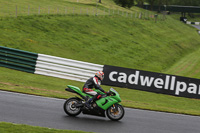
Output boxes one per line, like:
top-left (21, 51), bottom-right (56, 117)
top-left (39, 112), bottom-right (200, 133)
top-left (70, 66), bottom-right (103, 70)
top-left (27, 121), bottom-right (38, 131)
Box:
top-left (67, 85), bottom-right (121, 110)
top-left (67, 85), bottom-right (105, 98)
top-left (67, 85), bottom-right (87, 97)
top-left (96, 97), bottom-right (118, 110)
top-left (94, 89), bottom-right (105, 95)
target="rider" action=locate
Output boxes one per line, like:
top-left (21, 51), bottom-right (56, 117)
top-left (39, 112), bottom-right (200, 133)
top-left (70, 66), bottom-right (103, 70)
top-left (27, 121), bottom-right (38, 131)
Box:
top-left (83, 71), bottom-right (106, 108)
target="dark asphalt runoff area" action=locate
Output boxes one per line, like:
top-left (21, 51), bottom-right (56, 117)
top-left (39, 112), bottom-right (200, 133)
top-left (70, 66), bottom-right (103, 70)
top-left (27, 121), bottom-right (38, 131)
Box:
top-left (0, 90), bottom-right (200, 133)
top-left (191, 25), bottom-right (200, 30)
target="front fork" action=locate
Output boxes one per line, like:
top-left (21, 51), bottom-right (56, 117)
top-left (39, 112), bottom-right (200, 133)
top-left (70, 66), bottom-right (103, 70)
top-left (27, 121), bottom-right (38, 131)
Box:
top-left (111, 104), bottom-right (119, 113)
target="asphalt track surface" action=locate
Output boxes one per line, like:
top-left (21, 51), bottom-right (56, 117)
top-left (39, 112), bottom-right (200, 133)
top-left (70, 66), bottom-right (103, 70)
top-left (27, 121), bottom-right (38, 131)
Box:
top-left (0, 91), bottom-right (200, 133)
top-left (191, 25), bottom-right (200, 30)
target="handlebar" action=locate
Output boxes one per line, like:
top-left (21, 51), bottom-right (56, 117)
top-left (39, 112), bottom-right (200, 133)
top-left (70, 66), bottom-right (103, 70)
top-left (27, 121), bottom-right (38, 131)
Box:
top-left (106, 91), bottom-right (112, 96)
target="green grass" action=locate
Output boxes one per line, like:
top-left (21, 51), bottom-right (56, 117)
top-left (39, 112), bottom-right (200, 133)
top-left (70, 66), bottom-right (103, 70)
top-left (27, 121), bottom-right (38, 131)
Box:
top-left (0, 0), bottom-right (143, 17)
top-left (0, 122), bottom-right (93, 133)
top-left (1, 15), bottom-right (200, 73)
top-left (165, 46), bottom-right (200, 79)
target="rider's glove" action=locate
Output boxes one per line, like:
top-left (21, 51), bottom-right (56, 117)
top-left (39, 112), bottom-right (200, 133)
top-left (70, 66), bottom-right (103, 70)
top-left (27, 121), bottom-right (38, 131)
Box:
top-left (106, 91), bottom-right (111, 96)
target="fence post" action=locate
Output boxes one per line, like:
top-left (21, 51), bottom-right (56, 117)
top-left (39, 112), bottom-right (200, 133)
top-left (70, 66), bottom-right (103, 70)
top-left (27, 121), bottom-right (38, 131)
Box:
top-left (65, 7), bottom-right (67, 15)
top-left (38, 6), bottom-right (40, 15)
top-left (48, 6), bottom-right (50, 14)
top-left (163, 11), bottom-right (166, 20)
top-left (57, 7), bottom-right (59, 14)
top-left (131, 12), bottom-right (133, 18)
top-left (155, 14), bottom-right (158, 23)
top-left (139, 12), bottom-right (142, 19)
top-left (28, 5), bottom-right (30, 16)
top-left (16, 5), bottom-right (18, 18)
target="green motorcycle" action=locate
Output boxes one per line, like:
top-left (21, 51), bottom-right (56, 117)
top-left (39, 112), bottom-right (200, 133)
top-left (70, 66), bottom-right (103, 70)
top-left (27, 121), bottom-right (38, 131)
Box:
top-left (63, 85), bottom-right (125, 121)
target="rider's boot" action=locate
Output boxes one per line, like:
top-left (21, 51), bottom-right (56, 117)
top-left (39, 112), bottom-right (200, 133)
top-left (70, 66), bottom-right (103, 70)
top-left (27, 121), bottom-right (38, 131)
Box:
top-left (85, 98), bottom-right (93, 109)
top-left (85, 94), bottom-right (100, 109)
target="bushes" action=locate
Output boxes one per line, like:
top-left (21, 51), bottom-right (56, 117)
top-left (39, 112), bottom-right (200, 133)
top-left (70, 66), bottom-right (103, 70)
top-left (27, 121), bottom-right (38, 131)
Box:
top-left (114, 0), bottom-right (134, 8)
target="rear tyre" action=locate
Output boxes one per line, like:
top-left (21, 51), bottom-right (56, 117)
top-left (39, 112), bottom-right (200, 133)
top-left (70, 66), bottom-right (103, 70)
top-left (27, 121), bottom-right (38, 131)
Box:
top-left (106, 104), bottom-right (124, 121)
top-left (63, 98), bottom-right (82, 116)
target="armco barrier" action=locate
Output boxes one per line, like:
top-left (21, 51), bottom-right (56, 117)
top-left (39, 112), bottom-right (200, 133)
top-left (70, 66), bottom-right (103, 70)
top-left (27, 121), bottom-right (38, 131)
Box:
top-left (35, 54), bottom-right (103, 82)
top-left (0, 46), bottom-right (38, 59)
top-left (0, 46), bottom-right (103, 82)
top-left (186, 21), bottom-right (200, 25)
top-left (0, 46), bottom-right (38, 73)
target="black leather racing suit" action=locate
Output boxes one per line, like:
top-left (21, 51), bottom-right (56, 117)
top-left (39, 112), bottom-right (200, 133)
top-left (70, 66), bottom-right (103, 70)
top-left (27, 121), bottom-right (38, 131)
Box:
top-left (83, 76), bottom-right (106, 101)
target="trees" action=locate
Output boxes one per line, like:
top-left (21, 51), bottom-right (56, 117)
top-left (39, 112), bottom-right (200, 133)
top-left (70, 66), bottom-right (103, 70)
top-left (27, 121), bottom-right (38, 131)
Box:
top-left (114, 0), bottom-right (200, 9)
top-left (136, 0), bottom-right (144, 7)
top-left (114, 0), bottom-right (135, 8)
top-left (146, 0), bottom-right (156, 10)
top-left (145, 0), bottom-right (172, 11)
top-left (169, 0), bottom-right (200, 6)
top-left (155, 0), bottom-right (172, 12)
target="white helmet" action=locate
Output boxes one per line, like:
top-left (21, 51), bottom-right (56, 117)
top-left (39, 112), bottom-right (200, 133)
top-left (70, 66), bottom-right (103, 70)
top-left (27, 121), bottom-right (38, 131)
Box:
top-left (95, 71), bottom-right (104, 81)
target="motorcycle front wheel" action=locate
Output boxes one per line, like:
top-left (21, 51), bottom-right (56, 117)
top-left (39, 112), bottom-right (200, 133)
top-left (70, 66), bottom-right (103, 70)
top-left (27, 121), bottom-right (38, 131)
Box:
top-left (106, 104), bottom-right (125, 121)
top-left (63, 98), bottom-right (82, 116)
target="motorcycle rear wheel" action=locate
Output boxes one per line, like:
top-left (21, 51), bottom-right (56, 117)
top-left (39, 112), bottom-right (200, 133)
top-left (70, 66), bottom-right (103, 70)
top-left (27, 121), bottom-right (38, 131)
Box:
top-left (106, 104), bottom-right (124, 121)
top-left (63, 98), bottom-right (82, 116)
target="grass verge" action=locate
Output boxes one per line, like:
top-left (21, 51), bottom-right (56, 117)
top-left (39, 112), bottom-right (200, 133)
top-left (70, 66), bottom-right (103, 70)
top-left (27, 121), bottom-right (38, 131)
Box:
top-left (165, 47), bottom-right (200, 79)
top-left (0, 122), bottom-right (92, 133)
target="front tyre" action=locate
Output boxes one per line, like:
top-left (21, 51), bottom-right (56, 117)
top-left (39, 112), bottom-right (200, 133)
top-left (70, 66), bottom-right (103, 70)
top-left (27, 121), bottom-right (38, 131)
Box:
top-left (106, 104), bottom-right (125, 121)
top-left (63, 98), bottom-right (81, 116)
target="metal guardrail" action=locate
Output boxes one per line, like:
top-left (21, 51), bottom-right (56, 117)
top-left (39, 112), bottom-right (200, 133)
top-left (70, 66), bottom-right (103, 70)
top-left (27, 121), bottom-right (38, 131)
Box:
top-left (0, 46), bottom-right (38, 73)
top-left (0, 46), bottom-right (38, 59)
top-left (0, 46), bottom-right (103, 82)
top-left (35, 54), bottom-right (103, 82)
top-left (186, 21), bottom-right (200, 25)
